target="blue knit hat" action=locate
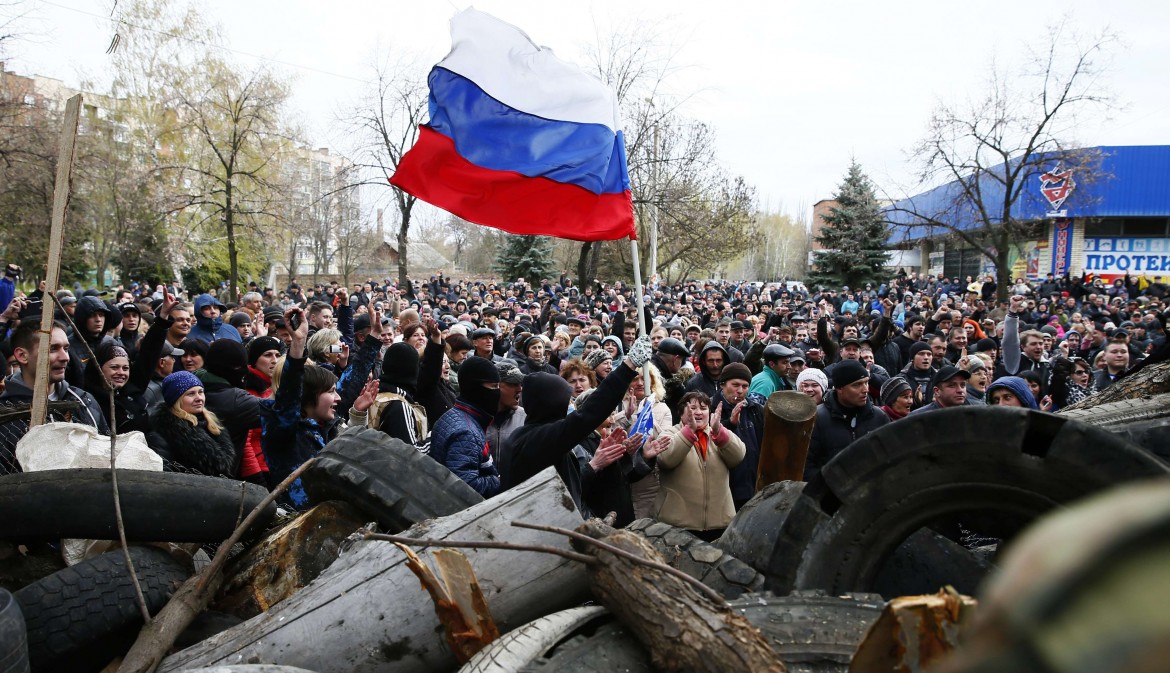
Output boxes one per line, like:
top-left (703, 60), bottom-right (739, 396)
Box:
top-left (162, 371), bottom-right (203, 407)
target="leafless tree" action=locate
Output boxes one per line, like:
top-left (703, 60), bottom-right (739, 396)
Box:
top-left (889, 22), bottom-right (1116, 300)
top-left (342, 55), bottom-right (427, 287)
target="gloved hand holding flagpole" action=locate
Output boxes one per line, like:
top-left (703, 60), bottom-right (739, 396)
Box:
top-left (388, 8), bottom-right (655, 406)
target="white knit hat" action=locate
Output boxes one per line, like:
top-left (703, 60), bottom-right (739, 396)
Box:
top-left (796, 367), bottom-right (829, 394)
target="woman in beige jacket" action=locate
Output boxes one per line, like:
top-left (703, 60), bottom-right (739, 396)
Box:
top-left (653, 391), bottom-right (746, 541)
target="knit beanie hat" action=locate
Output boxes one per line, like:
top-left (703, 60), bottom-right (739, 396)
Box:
top-left (880, 376), bottom-right (912, 407)
top-left (247, 336), bottom-right (283, 365)
top-left (796, 367), bottom-right (828, 395)
top-left (205, 339), bottom-right (249, 387)
top-left (229, 312), bottom-right (252, 329)
top-left (162, 371), bottom-right (203, 407)
top-left (584, 349), bottom-right (612, 371)
top-left (974, 337), bottom-right (998, 353)
top-left (909, 341), bottom-right (932, 358)
top-left (719, 362), bottom-right (753, 384)
top-left (830, 359), bottom-right (869, 389)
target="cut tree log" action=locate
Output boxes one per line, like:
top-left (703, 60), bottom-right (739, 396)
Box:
top-left (158, 468), bottom-right (589, 673)
top-left (756, 392), bottom-right (817, 490)
top-left (1060, 360), bottom-right (1170, 411)
top-left (574, 520), bottom-right (786, 672)
top-left (214, 501), bottom-right (367, 620)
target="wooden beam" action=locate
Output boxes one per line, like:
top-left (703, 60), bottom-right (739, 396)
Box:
top-left (31, 93), bottom-right (82, 427)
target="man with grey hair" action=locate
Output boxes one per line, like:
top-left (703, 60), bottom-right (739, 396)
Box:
top-left (240, 291), bottom-right (264, 316)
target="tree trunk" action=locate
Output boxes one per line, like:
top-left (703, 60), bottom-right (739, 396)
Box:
top-left (225, 180), bottom-right (238, 303)
top-left (158, 468), bottom-right (589, 673)
top-left (995, 234), bottom-right (1011, 303)
top-left (575, 520), bottom-right (786, 672)
top-left (397, 219), bottom-right (410, 288)
top-left (576, 241), bottom-right (593, 287)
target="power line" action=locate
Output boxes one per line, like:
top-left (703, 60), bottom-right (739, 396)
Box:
top-left (37, 0), bottom-right (372, 84)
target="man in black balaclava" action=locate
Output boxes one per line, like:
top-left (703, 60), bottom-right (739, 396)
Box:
top-left (499, 335), bottom-right (657, 494)
top-left (430, 356), bottom-right (502, 497)
top-left (368, 342), bottom-right (428, 446)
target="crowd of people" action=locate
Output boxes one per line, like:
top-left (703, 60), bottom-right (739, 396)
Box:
top-left (0, 261), bottom-right (1166, 540)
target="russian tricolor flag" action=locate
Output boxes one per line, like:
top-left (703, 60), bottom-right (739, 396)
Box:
top-left (389, 9), bottom-right (636, 242)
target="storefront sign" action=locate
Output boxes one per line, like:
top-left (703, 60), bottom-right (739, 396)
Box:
top-left (1051, 219), bottom-right (1073, 276)
top-left (1084, 238), bottom-right (1170, 276)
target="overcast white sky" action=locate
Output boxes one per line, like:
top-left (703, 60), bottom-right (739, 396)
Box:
top-left (4, 0), bottom-right (1169, 224)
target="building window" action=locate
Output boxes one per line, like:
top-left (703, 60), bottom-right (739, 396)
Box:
top-left (1123, 218), bottom-right (1168, 237)
top-left (1084, 219), bottom-right (1122, 237)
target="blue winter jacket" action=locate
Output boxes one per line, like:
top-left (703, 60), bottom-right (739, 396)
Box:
top-left (259, 355), bottom-right (338, 508)
top-left (189, 294), bottom-right (242, 343)
top-left (430, 401), bottom-right (500, 497)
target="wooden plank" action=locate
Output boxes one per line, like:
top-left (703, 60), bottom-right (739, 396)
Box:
top-left (159, 468), bottom-right (589, 673)
top-left (31, 93), bottom-right (82, 427)
top-left (756, 391), bottom-right (817, 489)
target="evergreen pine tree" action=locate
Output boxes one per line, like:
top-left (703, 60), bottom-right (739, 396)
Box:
top-left (493, 234), bottom-right (554, 285)
top-left (807, 161), bottom-right (889, 290)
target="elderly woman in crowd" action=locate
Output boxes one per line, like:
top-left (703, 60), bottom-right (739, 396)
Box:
top-left (653, 391), bottom-right (745, 542)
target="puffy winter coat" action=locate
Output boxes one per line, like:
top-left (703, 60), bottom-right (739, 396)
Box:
top-left (430, 401), bottom-right (499, 497)
top-left (148, 408), bottom-right (239, 478)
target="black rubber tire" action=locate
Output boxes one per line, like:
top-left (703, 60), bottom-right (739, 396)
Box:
top-left (15, 546), bottom-right (190, 673)
top-left (301, 426), bottom-right (483, 533)
top-left (517, 618), bottom-right (652, 673)
top-left (0, 588), bottom-right (29, 673)
top-left (765, 407), bottom-right (1170, 596)
top-left (520, 592), bottom-right (885, 673)
top-left (870, 528), bottom-right (994, 599)
top-left (625, 519), bottom-right (765, 599)
top-left (0, 470), bottom-right (274, 543)
top-left (716, 480), bottom-right (806, 575)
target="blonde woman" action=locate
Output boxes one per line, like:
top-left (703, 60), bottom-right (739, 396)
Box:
top-left (612, 364), bottom-right (672, 519)
top-left (306, 328), bottom-right (349, 373)
top-left (147, 371), bottom-right (238, 478)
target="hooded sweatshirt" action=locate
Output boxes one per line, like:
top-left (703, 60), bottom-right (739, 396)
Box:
top-left (188, 294), bottom-right (242, 343)
top-left (66, 296), bottom-right (115, 386)
top-left (986, 376), bottom-right (1040, 409)
top-left (500, 362), bottom-right (637, 492)
top-left (683, 342), bottom-right (729, 399)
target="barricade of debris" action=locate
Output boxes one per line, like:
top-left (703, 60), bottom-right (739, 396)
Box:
top-left (3, 368), bottom-right (1170, 673)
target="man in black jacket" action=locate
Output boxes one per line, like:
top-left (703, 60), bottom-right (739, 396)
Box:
top-left (805, 359), bottom-right (889, 482)
top-left (498, 335), bottom-right (656, 492)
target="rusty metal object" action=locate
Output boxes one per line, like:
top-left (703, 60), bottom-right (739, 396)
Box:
top-left (848, 587), bottom-right (976, 673)
top-left (213, 501), bottom-right (366, 619)
top-left (395, 544), bottom-right (500, 664)
top-left (756, 391), bottom-right (817, 489)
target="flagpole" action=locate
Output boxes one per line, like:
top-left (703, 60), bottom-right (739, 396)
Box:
top-left (629, 237), bottom-right (653, 400)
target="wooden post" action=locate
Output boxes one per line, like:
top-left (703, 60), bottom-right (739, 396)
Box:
top-left (755, 391), bottom-right (817, 490)
top-left (30, 94), bottom-right (82, 428)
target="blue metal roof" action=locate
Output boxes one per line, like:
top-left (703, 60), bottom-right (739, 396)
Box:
top-left (886, 145), bottom-right (1170, 244)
